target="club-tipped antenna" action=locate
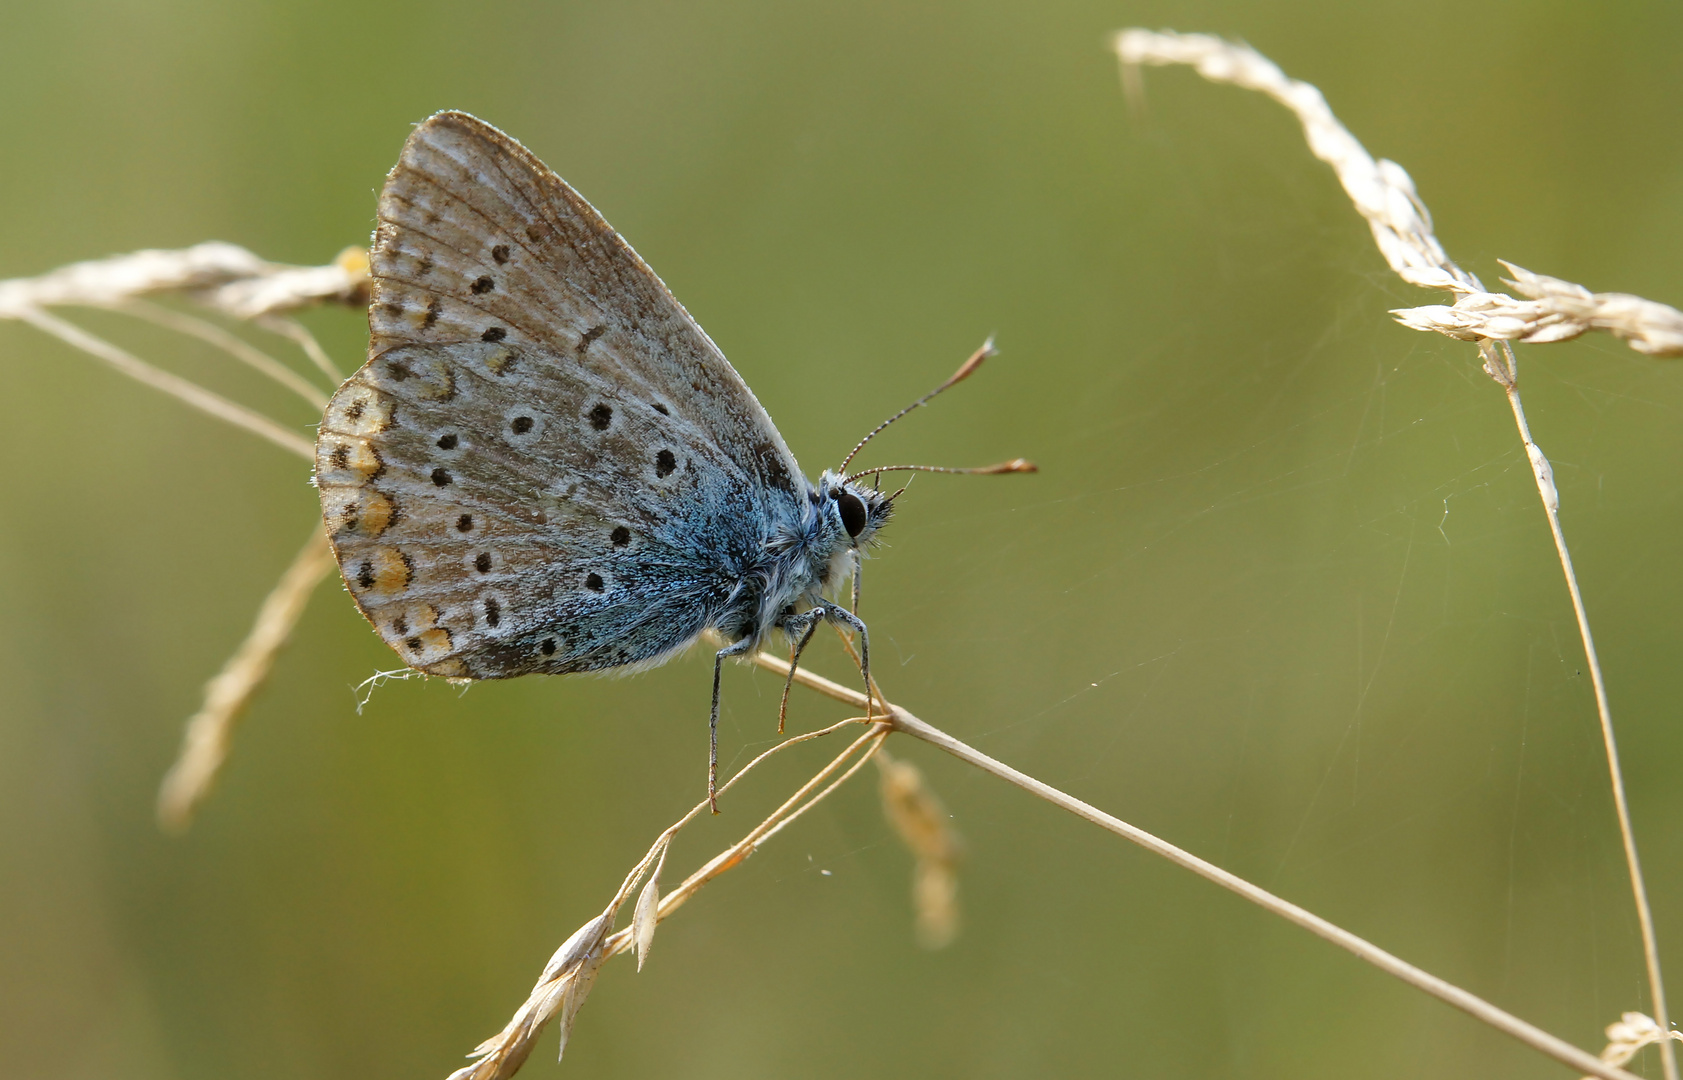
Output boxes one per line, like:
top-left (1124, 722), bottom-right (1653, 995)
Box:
top-left (846, 458), bottom-right (1037, 484)
top-left (838, 336), bottom-right (996, 473)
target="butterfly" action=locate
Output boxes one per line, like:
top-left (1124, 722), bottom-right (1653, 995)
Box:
top-left (314, 111), bottom-right (1031, 806)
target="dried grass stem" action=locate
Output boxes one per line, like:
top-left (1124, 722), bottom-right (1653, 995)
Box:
top-left (452, 715), bottom-right (888, 1079)
top-left (1116, 28), bottom-right (1676, 1078)
top-left (15, 306), bottom-right (315, 460)
top-left (156, 528), bottom-right (337, 830)
top-left (747, 650), bottom-right (1642, 1080)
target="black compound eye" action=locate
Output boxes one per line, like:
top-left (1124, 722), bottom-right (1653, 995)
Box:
top-left (837, 491), bottom-right (868, 538)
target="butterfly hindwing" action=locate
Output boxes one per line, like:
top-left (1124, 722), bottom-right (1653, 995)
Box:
top-left (318, 337), bottom-right (779, 677)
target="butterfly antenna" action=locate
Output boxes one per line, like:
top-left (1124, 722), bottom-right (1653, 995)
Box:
top-left (848, 459), bottom-right (1037, 484)
top-left (838, 336), bottom-right (997, 473)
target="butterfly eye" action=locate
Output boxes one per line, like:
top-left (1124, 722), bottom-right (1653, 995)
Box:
top-left (837, 491), bottom-right (868, 538)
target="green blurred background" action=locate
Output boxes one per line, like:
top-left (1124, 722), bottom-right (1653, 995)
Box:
top-left (4, 2), bottom-right (1683, 1077)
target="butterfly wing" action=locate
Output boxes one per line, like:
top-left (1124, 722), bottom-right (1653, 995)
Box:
top-left (368, 111), bottom-right (802, 495)
top-left (316, 111), bottom-right (806, 678)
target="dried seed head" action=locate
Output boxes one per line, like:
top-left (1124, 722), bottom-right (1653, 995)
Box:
top-left (880, 756), bottom-right (962, 863)
top-left (913, 860), bottom-right (960, 951)
top-left (634, 873), bottom-right (661, 971)
top-left (878, 753), bottom-right (963, 948)
top-left (1597, 1012), bottom-right (1683, 1069)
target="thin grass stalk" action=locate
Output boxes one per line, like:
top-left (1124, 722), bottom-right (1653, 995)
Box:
top-left (1114, 29), bottom-right (1676, 1076)
top-left (452, 718), bottom-right (887, 1079)
top-left (631, 723), bottom-right (891, 932)
top-left (256, 314), bottom-right (344, 382)
top-left (1496, 348), bottom-right (1673, 1069)
top-left (751, 650), bottom-right (1642, 1080)
top-left (115, 299), bottom-right (332, 408)
top-left (14, 306), bottom-right (315, 460)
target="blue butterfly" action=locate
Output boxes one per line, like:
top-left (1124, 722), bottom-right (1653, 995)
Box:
top-left (315, 112), bottom-right (1031, 806)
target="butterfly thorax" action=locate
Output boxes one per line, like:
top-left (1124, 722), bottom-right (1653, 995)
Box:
top-left (718, 469), bottom-right (892, 649)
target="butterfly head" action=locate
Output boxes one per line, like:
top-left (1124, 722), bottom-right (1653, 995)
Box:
top-left (815, 470), bottom-right (893, 549)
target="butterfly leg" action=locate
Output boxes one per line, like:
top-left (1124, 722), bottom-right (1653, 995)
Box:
top-left (777, 609), bottom-right (826, 735)
top-left (710, 636), bottom-right (756, 813)
top-left (850, 550), bottom-right (863, 616)
top-left (823, 605), bottom-right (873, 721)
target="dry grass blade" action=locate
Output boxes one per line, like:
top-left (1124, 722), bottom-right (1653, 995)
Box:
top-left (1394, 261), bottom-right (1683, 357)
top-left (0, 242), bottom-right (368, 318)
top-left (1587, 1012), bottom-right (1683, 1078)
top-left (116, 299), bottom-right (332, 408)
top-left (156, 528), bottom-right (337, 831)
top-left (0, 242), bottom-right (274, 313)
top-left (0, 243), bottom-right (369, 458)
top-left (1114, 27), bottom-right (1676, 1079)
top-left (632, 842), bottom-right (668, 971)
top-left (14, 306), bottom-right (316, 460)
top-left (747, 648), bottom-right (1643, 1080)
top-left (190, 246), bottom-right (370, 320)
top-left (452, 913), bottom-right (615, 1080)
top-left (450, 716), bottom-right (885, 1078)
top-left (1114, 29), bottom-right (1475, 293)
top-left (1114, 30), bottom-right (1683, 362)
top-left (0, 243), bottom-right (371, 461)
top-left (255, 313), bottom-right (344, 382)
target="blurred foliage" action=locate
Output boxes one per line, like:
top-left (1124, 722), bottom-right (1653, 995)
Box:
top-left (2, 2), bottom-right (1682, 1078)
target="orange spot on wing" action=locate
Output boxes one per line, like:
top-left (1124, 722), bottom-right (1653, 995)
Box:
top-left (345, 441), bottom-right (383, 480)
top-left (366, 547), bottom-right (411, 595)
top-left (416, 628), bottom-right (451, 653)
top-left (357, 491), bottom-right (395, 536)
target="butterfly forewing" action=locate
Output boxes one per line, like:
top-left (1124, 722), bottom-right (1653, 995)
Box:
top-left (369, 111), bottom-right (800, 492)
top-left (317, 112), bottom-right (809, 678)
